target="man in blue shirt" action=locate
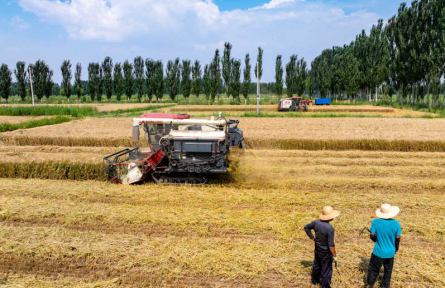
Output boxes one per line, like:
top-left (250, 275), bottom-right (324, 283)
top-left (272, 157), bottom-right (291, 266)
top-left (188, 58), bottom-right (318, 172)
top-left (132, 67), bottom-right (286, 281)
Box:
top-left (366, 204), bottom-right (402, 288)
top-left (304, 206), bottom-right (340, 288)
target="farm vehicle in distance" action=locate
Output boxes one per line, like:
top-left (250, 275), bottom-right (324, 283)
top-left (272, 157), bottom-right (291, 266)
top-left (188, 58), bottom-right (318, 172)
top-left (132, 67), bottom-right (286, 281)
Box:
top-left (103, 113), bottom-right (245, 185)
top-left (278, 97), bottom-right (309, 112)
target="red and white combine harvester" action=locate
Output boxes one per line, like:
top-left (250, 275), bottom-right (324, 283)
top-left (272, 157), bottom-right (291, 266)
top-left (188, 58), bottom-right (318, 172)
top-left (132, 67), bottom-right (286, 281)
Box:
top-left (103, 113), bottom-right (245, 185)
top-left (278, 97), bottom-right (309, 112)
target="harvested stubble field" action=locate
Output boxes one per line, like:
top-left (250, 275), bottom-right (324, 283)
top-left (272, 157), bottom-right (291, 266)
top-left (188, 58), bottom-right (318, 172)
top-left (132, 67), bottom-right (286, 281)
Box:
top-left (2, 117), bottom-right (445, 151)
top-left (167, 105), bottom-right (432, 117)
top-left (0, 157), bottom-right (443, 287)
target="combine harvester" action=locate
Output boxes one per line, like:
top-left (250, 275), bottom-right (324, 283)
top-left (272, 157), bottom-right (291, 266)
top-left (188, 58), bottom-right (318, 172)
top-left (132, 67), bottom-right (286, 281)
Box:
top-left (278, 96), bottom-right (310, 112)
top-left (103, 113), bottom-right (245, 185)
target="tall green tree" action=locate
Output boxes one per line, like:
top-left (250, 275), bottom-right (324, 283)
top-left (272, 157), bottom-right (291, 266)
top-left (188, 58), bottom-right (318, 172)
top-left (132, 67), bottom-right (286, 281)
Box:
top-left (254, 47), bottom-right (263, 82)
top-left (181, 60), bottom-right (192, 103)
top-left (123, 60), bottom-right (134, 100)
top-left (29, 60), bottom-right (48, 101)
top-left (166, 58), bottom-right (181, 102)
top-left (242, 53), bottom-right (251, 104)
top-left (97, 65), bottom-right (103, 102)
top-left (275, 55), bottom-right (283, 97)
top-left (222, 42), bottom-right (232, 98)
top-left (145, 59), bottom-right (156, 102)
top-left (113, 63), bottom-right (124, 101)
top-left (74, 63), bottom-right (82, 100)
top-left (203, 64), bottom-right (211, 101)
top-left (285, 55), bottom-right (297, 97)
top-left (230, 59), bottom-right (241, 102)
top-left (192, 60), bottom-right (202, 99)
top-left (296, 58), bottom-right (307, 96)
top-left (88, 62), bottom-right (100, 102)
top-left (102, 56), bottom-right (113, 101)
top-left (154, 60), bottom-right (164, 102)
top-left (14, 61), bottom-right (27, 101)
top-left (209, 49), bottom-right (221, 101)
top-left (60, 60), bottom-right (72, 101)
top-left (134, 56), bottom-right (145, 102)
top-left (0, 64), bottom-right (12, 103)
top-left (44, 65), bottom-right (54, 100)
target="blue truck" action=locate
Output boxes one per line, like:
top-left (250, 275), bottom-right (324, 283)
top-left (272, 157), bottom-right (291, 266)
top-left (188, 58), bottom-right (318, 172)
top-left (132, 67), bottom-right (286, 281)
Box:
top-left (315, 98), bottom-right (332, 105)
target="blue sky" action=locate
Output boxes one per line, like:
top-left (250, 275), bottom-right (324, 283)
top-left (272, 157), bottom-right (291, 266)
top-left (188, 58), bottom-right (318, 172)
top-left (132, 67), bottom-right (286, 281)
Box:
top-left (0, 0), bottom-right (403, 83)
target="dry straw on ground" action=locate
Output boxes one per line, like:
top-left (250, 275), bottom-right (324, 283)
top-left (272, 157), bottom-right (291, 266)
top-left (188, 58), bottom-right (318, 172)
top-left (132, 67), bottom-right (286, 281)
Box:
top-left (0, 177), bottom-right (443, 287)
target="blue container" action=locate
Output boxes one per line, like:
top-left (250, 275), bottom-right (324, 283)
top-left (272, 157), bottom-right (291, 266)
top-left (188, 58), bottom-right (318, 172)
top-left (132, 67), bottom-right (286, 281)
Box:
top-left (315, 98), bottom-right (331, 105)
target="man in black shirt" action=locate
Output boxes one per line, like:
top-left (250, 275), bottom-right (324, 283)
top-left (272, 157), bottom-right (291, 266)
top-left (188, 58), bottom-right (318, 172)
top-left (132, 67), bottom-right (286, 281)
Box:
top-left (304, 206), bottom-right (340, 288)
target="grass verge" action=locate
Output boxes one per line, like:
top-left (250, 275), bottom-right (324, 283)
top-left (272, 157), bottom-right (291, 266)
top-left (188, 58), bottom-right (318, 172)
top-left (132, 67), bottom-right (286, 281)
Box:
top-left (0, 116), bottom-right (72, 133)
top-left (0, 106), bottom-right (97, 117)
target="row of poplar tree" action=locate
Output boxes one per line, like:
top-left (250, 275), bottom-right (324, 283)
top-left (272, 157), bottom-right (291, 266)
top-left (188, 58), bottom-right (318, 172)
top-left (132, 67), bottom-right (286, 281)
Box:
top-left (0, 44), bottom-right (265, 103)
top-left (307, 0), bottom-right (445, 107)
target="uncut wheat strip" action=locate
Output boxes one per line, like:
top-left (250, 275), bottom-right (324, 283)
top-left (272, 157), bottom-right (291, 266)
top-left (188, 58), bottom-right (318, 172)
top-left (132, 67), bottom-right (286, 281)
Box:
top-left (0, 103), bottom-right (164, 112)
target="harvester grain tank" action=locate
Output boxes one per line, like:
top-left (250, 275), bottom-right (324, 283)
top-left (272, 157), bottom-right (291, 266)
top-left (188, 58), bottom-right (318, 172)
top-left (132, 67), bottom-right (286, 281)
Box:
top-left (103, 113), bottom-right (245, 185)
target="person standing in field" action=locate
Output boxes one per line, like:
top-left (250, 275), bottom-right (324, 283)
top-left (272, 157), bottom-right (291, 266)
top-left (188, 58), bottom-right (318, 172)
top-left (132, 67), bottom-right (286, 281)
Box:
top-left (304, 206), bottom-right (340, 288)
top-left (366, 204), bottom-right (402, 288)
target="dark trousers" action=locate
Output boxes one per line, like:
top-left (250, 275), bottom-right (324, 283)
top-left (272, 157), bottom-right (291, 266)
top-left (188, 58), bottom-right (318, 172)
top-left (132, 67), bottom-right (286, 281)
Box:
top-left (367, 254), bottom-right (394, 288)
top-left (311, 247), bottom-right (332, 288)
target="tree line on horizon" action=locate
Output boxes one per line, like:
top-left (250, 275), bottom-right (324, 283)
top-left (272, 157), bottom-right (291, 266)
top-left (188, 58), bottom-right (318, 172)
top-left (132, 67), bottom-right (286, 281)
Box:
top-left (0, 45), bottom-right (265, 104)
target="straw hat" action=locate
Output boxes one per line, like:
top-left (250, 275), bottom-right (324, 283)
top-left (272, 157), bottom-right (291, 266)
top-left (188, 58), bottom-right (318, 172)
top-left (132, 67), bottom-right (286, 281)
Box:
top-left (319, 206), bottom-right (340, 221)
top-left (376, 203), bottom-right (400, 219)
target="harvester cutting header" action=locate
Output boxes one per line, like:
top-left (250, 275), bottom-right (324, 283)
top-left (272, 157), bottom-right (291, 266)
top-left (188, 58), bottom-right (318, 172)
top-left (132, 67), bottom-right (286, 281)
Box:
top-left (104, 113), bottom-right (245, 185)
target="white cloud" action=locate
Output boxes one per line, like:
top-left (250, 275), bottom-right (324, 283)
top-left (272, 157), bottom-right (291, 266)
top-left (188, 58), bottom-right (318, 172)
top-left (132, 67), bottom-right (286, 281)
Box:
top-left (10, 15), bottom-right (29, 30)
top-left (251, 0), bottom-right (296, 10)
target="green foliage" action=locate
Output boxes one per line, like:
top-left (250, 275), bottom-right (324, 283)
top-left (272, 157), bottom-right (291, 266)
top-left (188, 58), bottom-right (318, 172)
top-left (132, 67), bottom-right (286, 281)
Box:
top-left (242, 54), bottom-right (251, 102)
top-left (102, 56), bottom-right (113, 101)
top-left (296, 58), bottom-right (307, 96)
top-left (123, 60), bottom-right (134, 100)
top-left (0, 106), bottom-right (97, 117)
top-left (113, 63), bottom-right (124, 101)
top-left (222, 42), bottom-right (232, 98)
top-left (154, 60), bottom-right (164, 102)
top-left (0, 115), bottom-right (72, 133)
top-left (97, 65), bottom-right (103, 102)
top-left (166, 58), bottom-right (181, 102)
top-left (145, 59), bottom-right (156, 102)
top-left (275, 55), bottom-right (283, 97)
top-left (14, 61), bottom-right (27, 101)
top-left (230, 59), bottom-right (241, 102)
top-left (209, 49), bottom-right (221, 101)
top-left (254, 47), bottom-right (263, 81)
top-left (74, 63), bottom-right (82, 100)
top-left (181, 60), bottom-right (192, 102)
top-left (29, 60), bottom-right (51, 102)
top-left (192, 60), bottom-right (202, 98)
top-left (60, 60), bottom-right (72, 100)
top-left (0, 64), bottom-right (12, 103)
top-left (87, 62), bottom-right (100, 102)
top-left (133, 56), bottom-right (144, 102)
top-left (285, 55), bottom-right (297, 97)
top-left (203, 64), bottom-right (211, 101)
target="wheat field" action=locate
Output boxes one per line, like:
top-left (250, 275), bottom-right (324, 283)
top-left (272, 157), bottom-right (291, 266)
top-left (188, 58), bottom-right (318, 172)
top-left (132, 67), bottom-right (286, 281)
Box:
top-left (1, 106), bottom-right (445, 287)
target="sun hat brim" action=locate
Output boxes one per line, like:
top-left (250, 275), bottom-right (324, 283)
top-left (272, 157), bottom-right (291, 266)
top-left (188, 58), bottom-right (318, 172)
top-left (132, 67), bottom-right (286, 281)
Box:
top-left (319, 210), bottom-right (340, 221)
top-left (376, 206), bottom-right (400, 219)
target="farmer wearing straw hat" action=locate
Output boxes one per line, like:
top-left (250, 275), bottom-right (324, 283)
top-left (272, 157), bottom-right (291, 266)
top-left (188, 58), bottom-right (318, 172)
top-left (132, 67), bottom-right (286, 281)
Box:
top-left (366, 204), bottom-right (402, 288)
top-left (304, 206), bottom-right (340, 288)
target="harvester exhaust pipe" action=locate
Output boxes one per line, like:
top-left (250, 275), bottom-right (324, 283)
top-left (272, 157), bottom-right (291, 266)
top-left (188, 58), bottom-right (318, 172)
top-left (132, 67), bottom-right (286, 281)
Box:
top-left (132, 125), bottom-right (140, 141)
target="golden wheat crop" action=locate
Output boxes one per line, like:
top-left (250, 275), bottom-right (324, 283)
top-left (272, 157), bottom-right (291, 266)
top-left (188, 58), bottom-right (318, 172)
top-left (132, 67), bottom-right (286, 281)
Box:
top-left (0, 178), bottom-right (443, 287)
top-left (0, 116), bottom-right (50, 124)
